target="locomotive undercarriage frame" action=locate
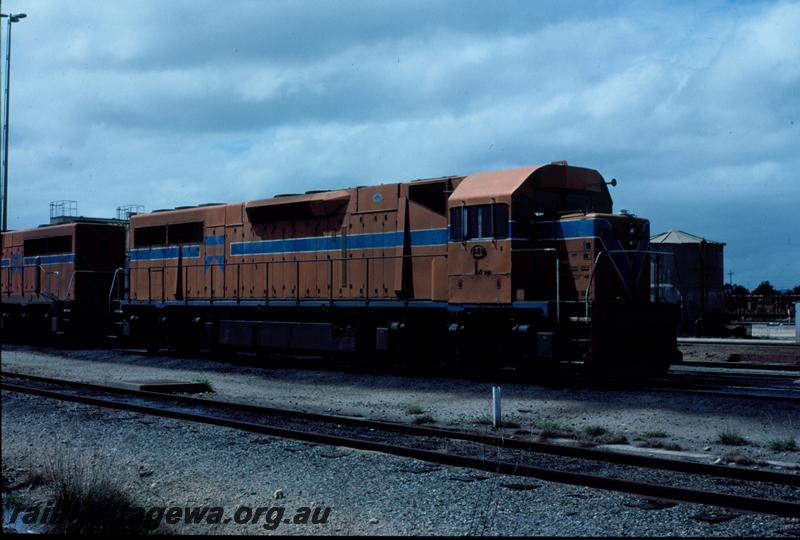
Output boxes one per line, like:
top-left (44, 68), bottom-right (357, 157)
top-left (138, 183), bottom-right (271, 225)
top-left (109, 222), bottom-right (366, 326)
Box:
top-left (118, 303), bottom-right (557, 371)
top-left (0, 300), bottom-right (110, 341)
top-left (118, 295), bottom-right (679, 378)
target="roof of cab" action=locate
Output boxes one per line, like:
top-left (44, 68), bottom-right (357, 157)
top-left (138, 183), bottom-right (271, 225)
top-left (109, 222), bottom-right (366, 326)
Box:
top-left (449, 163), bottom-right (607, 205)
top-left (448, 166), bottom-right (541, 205)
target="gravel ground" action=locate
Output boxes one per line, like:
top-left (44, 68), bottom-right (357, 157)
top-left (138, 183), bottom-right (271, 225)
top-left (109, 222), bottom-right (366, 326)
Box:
top-left (2, 344), bottom-right (800, 535)
top-left (2, 345), bottom-right (799, 464)
top-left (3, 391), bottom-right (799, 536)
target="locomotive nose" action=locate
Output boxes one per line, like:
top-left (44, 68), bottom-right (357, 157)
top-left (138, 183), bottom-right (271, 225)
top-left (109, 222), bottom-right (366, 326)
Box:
top-left (598, 214), bottom-right (650, 298)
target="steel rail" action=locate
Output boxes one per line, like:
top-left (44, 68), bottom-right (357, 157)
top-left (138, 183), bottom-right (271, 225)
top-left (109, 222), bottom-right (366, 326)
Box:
top-left (2, 371), bottom-right (798, 487)
top-left (675, 360), bottom-right (800, 372)
top-left (678, 338), bottom-right (799, 348)
top-left (663, 371), bottom-right (800, 387)
top-left (644, 386), bottom-right (800, 403)
top-left (643, 380), bottom-right (800, 403)
top-left (2, 380), bottom-right (799, 518)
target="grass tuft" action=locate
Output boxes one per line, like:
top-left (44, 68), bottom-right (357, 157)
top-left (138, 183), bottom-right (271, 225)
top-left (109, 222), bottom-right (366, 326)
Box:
top-left (413, 414), bottom-right (435, 425)
top-left (578, 432), bottom-right (628, 447)
top-left (534, 421), bottom-right (564, 431)
top-left (583, 426), bottom-right (608, 437)
top-left (638, 439), bottom-right (684, 451)
top-left (191, 379), bottom-right (214, 393)
top-left (767, 437), bottom-right (797, 452)
top-left (403, 405), bottom-right (425, 416)
top-left (717, 428), bottom-right (749, 446)
top-left (642, 430), bottom-right (669, 439)
top-left (536, 421), bottom-right (575, 440)
top-left (43, 453), bottom-right (156, 535)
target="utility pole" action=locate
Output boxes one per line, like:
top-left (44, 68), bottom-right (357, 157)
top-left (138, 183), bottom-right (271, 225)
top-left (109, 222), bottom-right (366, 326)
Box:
top-left (0, 0), bottom-right (4, 232)
top-left (0, 10), bottom-right (26, 231)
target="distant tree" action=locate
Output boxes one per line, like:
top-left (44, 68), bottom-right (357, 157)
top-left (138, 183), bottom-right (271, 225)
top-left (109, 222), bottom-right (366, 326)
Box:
top-left (724, 283), bottom-right (749, 295)
top-left (752, 281), bottom-right (778, 295)
top-left (793, 285), bottom-right (800, 295)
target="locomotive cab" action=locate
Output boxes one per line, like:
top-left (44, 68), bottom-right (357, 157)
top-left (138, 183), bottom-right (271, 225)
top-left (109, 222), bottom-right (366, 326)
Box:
top-left (447, 162), bottom-right (680, 376)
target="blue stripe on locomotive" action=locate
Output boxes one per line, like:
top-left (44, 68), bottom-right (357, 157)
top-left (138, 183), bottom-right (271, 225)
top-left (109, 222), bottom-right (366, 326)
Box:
top-left (130, 245), bottom-right (201, 261)
top-left (128, 219), bottom-right (609, 261)
top-left (22, 253), bottom-right (76, 265)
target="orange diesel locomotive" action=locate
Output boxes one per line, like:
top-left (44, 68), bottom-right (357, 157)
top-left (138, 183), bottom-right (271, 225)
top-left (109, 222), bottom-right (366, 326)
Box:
top-left (1, 220), bottom-right (126, 337)
top-left (119, 162), bottom-right (680, 375)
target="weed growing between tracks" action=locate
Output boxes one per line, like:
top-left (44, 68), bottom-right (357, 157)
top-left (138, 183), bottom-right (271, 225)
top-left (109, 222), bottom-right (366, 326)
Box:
top-left (531, 422), bottom-right (629, 446)
top-left (536, 421), bottom-right (576, 440)
top-left (191, 379), bottom-right (215, 393)
top-left (576, 429), bottom-right (628, 447)
top-left (413, 414), bottom-right (436, 425)
top-left (767, 437), bottom-right (797, 452)
top-left (636, 439), bottom-right (684, 451)
top-left (403, 405), bottom-right (425, 416)
top-left (582, 426), bottom-right (608, 437)
top-left (717, 427), bottom-right (749, 446)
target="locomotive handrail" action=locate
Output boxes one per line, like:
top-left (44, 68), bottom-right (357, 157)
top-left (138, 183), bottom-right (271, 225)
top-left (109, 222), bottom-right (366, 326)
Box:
top-left (108, 267), bottom-right (128, 313)
top-left (64, 269), bottom-right (116, 304)
top-left (648, 252), bottom-right (686, 330)
top-left (584, 250), bottom-right (676, 320)
top-left (33, 265), bottom-right (60, 302)
top-left (130, 252), bottom-right (447, 304)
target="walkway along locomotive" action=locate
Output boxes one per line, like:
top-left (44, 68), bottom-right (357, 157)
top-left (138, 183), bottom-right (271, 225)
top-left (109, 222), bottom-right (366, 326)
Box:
top-left (1, 162), bottom-right (680, 375)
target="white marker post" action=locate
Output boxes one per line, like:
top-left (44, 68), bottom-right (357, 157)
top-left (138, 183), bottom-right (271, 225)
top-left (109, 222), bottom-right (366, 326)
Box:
top-left (492, 386), bottom-right (502, 429)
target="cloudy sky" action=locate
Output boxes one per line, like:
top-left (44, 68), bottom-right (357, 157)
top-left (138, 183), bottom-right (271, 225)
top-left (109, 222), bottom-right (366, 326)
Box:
top-left (5, 0), bottom-right (799, 288)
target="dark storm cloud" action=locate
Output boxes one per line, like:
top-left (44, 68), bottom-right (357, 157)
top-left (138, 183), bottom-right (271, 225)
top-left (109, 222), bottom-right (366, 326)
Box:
top-left (6, 0), bottom-right (799, 288)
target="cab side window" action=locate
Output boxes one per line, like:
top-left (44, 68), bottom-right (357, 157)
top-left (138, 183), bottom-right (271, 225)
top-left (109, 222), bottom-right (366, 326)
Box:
top-left (449, 208), bottom-right (464, 241)
top-left (449, 203), bottom-right (509, 241)
top-left (512, 197), bottom-right (532, 238)
top-left (493, 204), bottom-right (509, 239)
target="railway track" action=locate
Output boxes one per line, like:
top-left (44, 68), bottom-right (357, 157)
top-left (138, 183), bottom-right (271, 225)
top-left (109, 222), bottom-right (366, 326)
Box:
top-left (678, 338), bottom-right (799, 347)
top-left (4, 342), bottom-right (799, 403)
top-left (676, 360), bottom-right (799, 372)
top-left (650, 364), bottom-right (800, 402)
top-left (2, 371), bottom-right (799, 518)
top-left (114, 346), bottom-right (800, 403)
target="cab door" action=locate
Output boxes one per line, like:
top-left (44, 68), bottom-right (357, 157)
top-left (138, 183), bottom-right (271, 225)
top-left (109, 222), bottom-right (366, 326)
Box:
top-left (447, 202), bottom-right (511, 304)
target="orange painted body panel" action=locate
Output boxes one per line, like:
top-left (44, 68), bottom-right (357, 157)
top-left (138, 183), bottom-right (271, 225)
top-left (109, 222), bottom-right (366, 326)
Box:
top-left (126, 163), bottom-right (649, 308)
top-left (1, 222), bottom-right (126, 305)
top-left (129, 180), bottom-right (453, 303)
